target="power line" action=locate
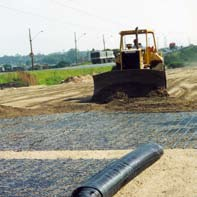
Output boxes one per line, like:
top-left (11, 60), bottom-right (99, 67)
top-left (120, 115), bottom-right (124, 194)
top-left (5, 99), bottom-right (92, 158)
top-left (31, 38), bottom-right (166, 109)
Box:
top-left (0, 4), bottom-right (51, 21)
top-left (0, 3), bottom-right (101, 32)
top-left (0, 2), bottom-right (120, 53)
top-left (50, 0), bottom-right (122, 27)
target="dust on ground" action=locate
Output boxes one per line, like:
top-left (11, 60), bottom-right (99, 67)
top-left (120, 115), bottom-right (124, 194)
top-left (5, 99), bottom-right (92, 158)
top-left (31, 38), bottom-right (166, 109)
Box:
top-left (0, 66), bottom-right (197, 118)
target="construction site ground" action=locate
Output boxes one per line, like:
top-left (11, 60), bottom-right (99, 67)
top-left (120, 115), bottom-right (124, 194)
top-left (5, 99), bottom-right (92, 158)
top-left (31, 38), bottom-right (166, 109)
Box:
top-left (0, 66), bottom-right (197, 117)
top-left (0, 66), bottom-right (197, 196)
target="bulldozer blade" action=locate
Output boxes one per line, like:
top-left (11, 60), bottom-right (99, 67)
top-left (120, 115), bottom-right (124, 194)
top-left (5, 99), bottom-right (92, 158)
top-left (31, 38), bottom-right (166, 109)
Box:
top-left (92, 69), bottom-right (167, 103)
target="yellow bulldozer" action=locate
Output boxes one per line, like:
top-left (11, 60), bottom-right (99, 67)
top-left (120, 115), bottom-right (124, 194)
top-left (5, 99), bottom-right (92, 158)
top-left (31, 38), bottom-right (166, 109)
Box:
top-left (92, 27), bottom-right (167, 103)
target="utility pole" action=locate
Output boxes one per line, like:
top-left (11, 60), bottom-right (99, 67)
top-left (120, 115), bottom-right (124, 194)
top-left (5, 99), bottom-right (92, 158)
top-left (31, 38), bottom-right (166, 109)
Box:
top-left (74, 32), bottom-right (86, 64)
top-left (188, 36), bottom-right (191, 46)
top-left (164, 36), bottom-right (167, 48)
top-left (156, 36), bottom-right (159, 49)
top-left (74, 32), bottom-right (78, 65)
top-left (29, 28), bottom-right (34, 70)
top-left (103, 34), bottom-right (106, 51)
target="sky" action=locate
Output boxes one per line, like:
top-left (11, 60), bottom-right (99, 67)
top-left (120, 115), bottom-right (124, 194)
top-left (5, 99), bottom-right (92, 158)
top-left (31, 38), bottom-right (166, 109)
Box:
top-left (0, 0), bottom-right (196, 56)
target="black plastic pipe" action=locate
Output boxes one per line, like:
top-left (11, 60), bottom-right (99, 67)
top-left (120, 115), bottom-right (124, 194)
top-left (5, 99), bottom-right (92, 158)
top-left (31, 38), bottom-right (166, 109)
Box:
top-left (71, 143), bottom-right (163, 197)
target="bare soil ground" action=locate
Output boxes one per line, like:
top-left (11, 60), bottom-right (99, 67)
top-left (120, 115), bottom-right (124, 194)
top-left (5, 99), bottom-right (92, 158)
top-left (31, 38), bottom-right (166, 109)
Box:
top-left (0, 67), bottom-right (197, 118)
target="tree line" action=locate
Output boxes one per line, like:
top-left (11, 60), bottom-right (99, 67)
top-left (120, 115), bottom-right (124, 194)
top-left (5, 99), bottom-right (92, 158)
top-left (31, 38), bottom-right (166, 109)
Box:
top-left (164, 45), bottom-right (197, 68)
top-left (0, 49), bottom-right (91, 66)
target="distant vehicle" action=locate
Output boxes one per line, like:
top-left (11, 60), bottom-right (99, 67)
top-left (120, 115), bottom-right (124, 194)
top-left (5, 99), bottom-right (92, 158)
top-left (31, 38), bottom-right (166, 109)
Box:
top-left (0, 66), bottom-right (5, 72)
top-left (3, 64), bottom-right (12, 72)
top-left (90, 50), bottom-right (115, 64)
top-left (169, 42), bottom-right (176, 49)
top-left (12, 66), bottom-right (25, 71)
top-left (33, 64), bottom-right (43, 70)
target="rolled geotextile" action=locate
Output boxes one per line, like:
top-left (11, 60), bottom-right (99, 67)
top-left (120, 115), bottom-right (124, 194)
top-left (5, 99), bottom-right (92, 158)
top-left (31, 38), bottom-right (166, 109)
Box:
top-left (71, 143), bottom-right (163, 197)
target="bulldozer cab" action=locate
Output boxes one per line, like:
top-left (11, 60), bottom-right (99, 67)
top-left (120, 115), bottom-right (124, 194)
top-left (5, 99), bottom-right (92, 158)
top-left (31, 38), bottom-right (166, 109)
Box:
top-left (119, 28), bottom-right (164, 70)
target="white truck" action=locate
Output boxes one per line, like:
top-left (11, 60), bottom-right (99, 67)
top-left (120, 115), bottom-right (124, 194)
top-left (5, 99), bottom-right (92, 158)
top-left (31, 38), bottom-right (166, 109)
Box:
top-left (90, 50), bottom-right (115, 64)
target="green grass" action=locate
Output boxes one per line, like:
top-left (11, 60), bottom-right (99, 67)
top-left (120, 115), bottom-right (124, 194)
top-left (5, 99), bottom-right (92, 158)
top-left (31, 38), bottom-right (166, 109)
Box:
top-left (0, 72), bottom-right (18, 84)
top-left (0, 65), bottom-right (113, 85)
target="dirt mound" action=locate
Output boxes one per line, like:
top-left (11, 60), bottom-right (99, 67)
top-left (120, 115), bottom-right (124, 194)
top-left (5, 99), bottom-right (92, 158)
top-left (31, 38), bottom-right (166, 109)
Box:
top-left (63, 75), bottom-right (92, 84)
top-left (147, 88), bottom-right (169, 97)
top-left (92, 83), bottom-right (168, 104)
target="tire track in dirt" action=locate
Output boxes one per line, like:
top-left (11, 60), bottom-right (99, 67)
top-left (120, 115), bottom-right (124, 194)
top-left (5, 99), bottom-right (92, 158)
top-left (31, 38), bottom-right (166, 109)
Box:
top-left (167, 67), bottom-right (197, 101)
